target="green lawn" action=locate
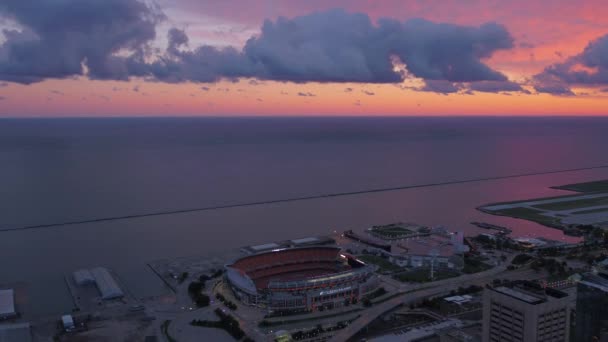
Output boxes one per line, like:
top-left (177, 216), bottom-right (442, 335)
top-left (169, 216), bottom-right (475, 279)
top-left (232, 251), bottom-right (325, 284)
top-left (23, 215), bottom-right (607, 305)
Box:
top-left (370, 225), bottom-right (414, 238)
top-left (463, 257), bottom-right (493, 274)
top-left (532, 195), bottom-right (608, 211)
top-left (357, 255), bottom-right (402, 273)
top-left (571, 207), bottom-right (608, 215)
top-left (552, 180), bottom-right (608, 193)
top-left (493, 207), bottom-right (560, 227)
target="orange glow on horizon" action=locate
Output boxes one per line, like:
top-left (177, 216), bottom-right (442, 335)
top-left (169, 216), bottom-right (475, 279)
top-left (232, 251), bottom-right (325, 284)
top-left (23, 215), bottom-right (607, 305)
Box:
top-left (1, 78), bottom-right (607, 117)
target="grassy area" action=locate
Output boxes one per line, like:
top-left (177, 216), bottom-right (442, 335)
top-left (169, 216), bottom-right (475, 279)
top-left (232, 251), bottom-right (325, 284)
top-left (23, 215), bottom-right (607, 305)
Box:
top-left (492, 207), bottom-right (560, 227)
top-left (572, 207), bottom-right (608, 215)
top-left (532, 195), bottom-right (608, 211)
top-left (393, 268), bottom-right (459, 283)
top-left (357, 255), bottom-right (402, 273)
top-left (552, 179), bottom-right (608, 193)
top-left (370, 225), bottom-right (414, 238)
top-left (190, 308), bottom-right (246, 340)
top-left (511, 254), bottom-right (533, 265)
top-left (462, 256), bottom-right (493, 274)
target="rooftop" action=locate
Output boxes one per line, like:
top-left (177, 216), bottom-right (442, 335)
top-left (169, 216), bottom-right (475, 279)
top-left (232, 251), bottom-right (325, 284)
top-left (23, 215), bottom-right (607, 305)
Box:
top-left (90, 267), bottom-right (123, 300)
top-left (490, 281), bottom-right (568, 305)
top-left (579, 272), bottom-right (608, 292)
top-left (393, 234), bottom-right (456, 257)
top-left (444, 294), bottom-right (474, 304)
top-left (249, 243), bottom-right (281, 251)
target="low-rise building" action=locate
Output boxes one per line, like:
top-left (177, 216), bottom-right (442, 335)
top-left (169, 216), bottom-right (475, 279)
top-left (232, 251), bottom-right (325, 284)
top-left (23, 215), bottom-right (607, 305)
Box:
top-left (384, 228), bottom-right (468, 270)
top-left (0, 289), bottom-right (16, 320)
top-left (62, 315), bottom-right (75, 331)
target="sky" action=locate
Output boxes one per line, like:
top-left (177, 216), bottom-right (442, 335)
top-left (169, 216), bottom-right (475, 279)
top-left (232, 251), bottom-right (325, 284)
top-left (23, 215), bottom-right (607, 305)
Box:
top-left (1, 0), bottom-right (608, 117)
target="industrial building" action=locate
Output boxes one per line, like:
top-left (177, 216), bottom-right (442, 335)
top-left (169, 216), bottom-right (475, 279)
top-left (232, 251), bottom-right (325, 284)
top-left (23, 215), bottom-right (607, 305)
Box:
top-left (575, 272), bottom-right (608, 341)
top-left (91, 267), bottom-right (123, 300)
top-left (0, 289), bottom-right (16, 320)
top-left (482, 281), bottom-right (570, 342)
top-left (73, 269), bottom-right (95, 286)
top-left (72, 267), bottom-right (123, 300)
top-left (225, 246), bottom-right (378, 313)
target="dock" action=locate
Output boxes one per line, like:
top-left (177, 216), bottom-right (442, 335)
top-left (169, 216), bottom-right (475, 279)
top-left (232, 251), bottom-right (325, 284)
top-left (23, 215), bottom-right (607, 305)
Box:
top-left (470, 222), bottom-right (512, 235)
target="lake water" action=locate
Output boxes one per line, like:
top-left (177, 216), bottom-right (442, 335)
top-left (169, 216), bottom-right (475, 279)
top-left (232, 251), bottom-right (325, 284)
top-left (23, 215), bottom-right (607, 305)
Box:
top-left (1, 116), bottom-right (608, 316)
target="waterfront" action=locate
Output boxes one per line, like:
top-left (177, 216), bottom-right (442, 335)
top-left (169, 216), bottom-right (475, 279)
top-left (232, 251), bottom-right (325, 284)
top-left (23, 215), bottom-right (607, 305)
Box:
top-left (1, 117), bottom-right (608, 316)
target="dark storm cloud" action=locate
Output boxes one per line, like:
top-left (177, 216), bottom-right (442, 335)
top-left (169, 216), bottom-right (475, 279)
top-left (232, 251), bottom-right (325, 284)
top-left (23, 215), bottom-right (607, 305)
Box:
top-left (421, 79), bottom-right (526, 94)
top-left (0, 5), bottom-right (516, 88)
top-left (421, 80), bottom-right (462, 94)
top-left (153, 10), bottom-right (514, 84)
top-left (467, 80), bottom-right (526, 93)
top-left (533, 34), bottom-right (608, 94)
top-left (0, 0), bottom-right (164, 84)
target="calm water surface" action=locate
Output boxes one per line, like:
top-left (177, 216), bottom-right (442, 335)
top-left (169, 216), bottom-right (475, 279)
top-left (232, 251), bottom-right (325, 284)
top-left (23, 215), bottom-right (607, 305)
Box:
top-left (1, 116), bottom-right (608, 316)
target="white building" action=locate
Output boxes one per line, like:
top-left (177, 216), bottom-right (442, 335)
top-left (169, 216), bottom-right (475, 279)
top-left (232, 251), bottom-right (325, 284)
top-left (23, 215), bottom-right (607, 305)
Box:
top-left (0, 289), bottom-right (16, 320)
top-left (62, 315), bottom-right (75, 331)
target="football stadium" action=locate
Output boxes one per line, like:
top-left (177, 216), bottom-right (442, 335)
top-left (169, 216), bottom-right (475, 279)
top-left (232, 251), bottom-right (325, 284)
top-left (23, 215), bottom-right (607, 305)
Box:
top-left (225, 246), bottom-right (378, 313)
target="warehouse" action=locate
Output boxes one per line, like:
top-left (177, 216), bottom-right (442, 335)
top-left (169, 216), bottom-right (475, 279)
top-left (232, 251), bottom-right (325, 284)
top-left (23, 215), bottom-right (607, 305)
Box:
top-left (90, 267), bottom-right (124, 300)
top-left (73, 269), bottom-right (95, 286)
top-left (0, 289), bottom-right (16, 320)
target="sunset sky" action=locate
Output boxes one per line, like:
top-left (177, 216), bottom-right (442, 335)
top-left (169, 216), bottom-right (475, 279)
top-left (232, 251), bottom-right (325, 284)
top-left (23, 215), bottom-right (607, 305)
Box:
top-left (1, 0), bottom-right (608, 116)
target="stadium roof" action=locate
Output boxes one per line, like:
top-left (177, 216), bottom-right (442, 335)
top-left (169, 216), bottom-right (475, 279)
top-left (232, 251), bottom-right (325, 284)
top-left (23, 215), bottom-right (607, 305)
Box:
top-left (0, 289), bottom-right (16, 318)
top-left (250, 243), bottom-right (281, 252)
top-left (225, 267), bottom-right (258, 295)
top-left (291, 237), bottom-right (321, 245)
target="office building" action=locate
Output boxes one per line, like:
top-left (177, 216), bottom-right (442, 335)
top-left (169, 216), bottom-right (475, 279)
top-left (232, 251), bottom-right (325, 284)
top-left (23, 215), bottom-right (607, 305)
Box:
top-left (482, 281), bottom-right (570, 342)
top-left (575, 272), bottom-right (608, 341)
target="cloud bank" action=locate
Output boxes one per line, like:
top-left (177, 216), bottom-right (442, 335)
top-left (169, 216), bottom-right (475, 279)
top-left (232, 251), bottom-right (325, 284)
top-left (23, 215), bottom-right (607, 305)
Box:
top-left (0, 0), bottom-right (163, 84)
top-left (533, 34), bottom-right (608, 94)
top-left (0, 1), bottom-right (518, 91)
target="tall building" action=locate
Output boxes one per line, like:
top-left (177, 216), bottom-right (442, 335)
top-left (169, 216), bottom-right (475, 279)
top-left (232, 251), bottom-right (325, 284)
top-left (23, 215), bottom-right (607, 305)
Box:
top-left (575, 272), bottom-right (608, 341)
top-left (482, 281), bottom-right (570, 342)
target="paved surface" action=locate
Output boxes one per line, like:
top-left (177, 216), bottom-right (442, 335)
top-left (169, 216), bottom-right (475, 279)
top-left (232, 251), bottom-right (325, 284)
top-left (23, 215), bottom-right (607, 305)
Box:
top-left (330, 259), bottom-right (537, 342)
top-left (484, 193), bottom-right (608, 211)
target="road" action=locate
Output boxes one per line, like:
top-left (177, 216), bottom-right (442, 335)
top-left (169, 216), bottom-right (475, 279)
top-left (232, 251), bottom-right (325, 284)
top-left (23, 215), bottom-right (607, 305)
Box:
top-left (330, 262), bottom-right (537, 342)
